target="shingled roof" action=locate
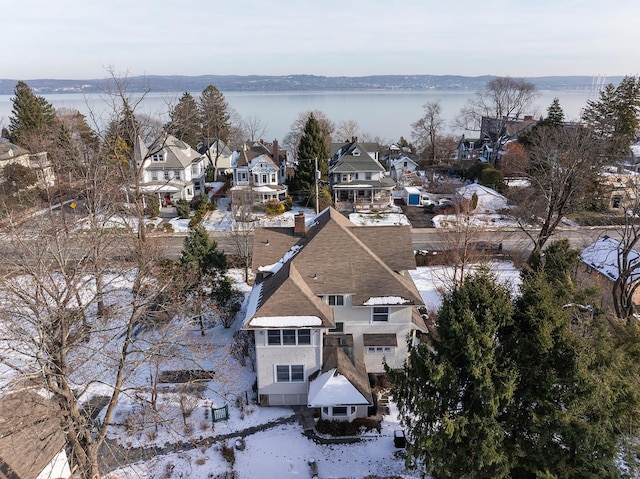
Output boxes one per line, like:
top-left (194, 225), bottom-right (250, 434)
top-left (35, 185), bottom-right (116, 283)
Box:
top-left (0, 390), bottom-right (66, 479)
top-left (245, 207), bottom-right (423, 327)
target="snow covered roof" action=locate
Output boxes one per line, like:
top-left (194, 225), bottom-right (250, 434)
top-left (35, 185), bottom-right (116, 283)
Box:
top-left (580, 236), bottom-right (640, 283)
top-left (307, 369), bottom-right (370, 407)
top-left (362, 296), bottom-right (410, 306)
top-left (456, 183), bottom-right (508, 212)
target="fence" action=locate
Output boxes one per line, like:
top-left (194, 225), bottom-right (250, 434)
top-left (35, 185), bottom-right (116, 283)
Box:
top-left (212, 404), bottom-right (229, 423)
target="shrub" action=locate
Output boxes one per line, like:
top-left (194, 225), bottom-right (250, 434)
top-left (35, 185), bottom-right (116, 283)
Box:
top-left (144, 198), bottom-right (160, 218)
top-left (221, 444), bottom-right (235, 466)
top-left (315, 418), bottom-right (381, 436)
top-left (176, 199), bottom-right (190, 219)
top-left (282, 195), bottom-right (293, 211)
top-left (264, 199), bottom-right (285, 216)
top-left (190, 193), bottom-right (211, 211)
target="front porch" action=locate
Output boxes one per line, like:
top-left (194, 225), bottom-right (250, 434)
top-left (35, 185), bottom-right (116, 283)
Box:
top-left (332, 186), bottom-right (394, 212)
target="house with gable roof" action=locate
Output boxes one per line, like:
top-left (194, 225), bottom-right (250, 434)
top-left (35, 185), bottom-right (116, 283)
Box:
top-left (329, 139), bottom-right (395, 211)
top-left (230, 140), bottom-right (288, 205)
top-left (0, 139), bottom-right (55, 188)
top-left (243, 207), bottom-right (425, 421)
top-left (197, 138), bottom-right (234, 180)
top-left (135, 134), bottom-right (207, 205)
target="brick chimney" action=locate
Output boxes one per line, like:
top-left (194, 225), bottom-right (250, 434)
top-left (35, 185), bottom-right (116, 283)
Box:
top-left (294, 212), bottom-right (306, 236)
top-left (272, 140), bottom-right (279, 162)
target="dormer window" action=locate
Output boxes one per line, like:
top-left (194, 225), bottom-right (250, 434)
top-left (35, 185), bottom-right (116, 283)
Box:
top-left (352, 148), bottom-right (361, 156)
top-left (151, 152), bottom-right (165, 162)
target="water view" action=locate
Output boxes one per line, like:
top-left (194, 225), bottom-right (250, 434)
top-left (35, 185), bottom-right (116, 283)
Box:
top-left (0, 89), bottom-right (597, 143)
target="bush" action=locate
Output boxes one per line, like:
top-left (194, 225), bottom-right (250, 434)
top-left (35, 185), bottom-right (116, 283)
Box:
top-left (315, 418), bottom-right (381, 436)
top-left (144, 198), bottom-right (160, 218)
top-left (190, 193), bottom-right (212, 211)
top-left (264, 199), bottom-right (285, 216)
top-left (176, 199), bottom-right (190, 219)
top-left (221, 444), bottom-right (235, 466)
top-left (282, 195), bottom-right (293, 211)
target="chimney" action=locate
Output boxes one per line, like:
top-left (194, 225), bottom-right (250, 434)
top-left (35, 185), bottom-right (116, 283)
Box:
top-left (524, 115), bottom-right (534, 121)
top-left (272, 140), bottom-right (279, 162)
top-left (294, 212), bottom-right (306, 236)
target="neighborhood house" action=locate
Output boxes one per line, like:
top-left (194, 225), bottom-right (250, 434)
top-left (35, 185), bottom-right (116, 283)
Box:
top-left (243, 207), bottom-right (426, 421)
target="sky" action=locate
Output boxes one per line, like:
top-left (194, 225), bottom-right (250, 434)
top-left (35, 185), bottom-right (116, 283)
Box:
top-left (4, 0), bottom-right (640, 80)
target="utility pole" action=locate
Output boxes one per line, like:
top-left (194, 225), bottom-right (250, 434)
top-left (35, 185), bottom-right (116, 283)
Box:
top-left (314, 157), bottom-right (320, 215)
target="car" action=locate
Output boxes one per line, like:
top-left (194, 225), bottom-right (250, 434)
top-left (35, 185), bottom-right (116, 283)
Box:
top-left (472, 241), bottom-right (503, 251)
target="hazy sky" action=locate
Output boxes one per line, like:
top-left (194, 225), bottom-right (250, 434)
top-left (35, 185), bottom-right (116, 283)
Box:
top-left (5, 0), bottom-right (639, 79)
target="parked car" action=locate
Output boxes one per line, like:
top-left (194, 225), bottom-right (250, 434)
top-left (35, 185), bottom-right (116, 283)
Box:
top-left (472, 241), bottom-right (503, 251)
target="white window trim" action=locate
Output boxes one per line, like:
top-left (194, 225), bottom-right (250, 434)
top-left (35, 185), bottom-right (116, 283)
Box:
top-left (266, 329), bottom-right (312, 346)
top-left (372, 306), bottom-right (389, 322)
top-left (275, 364), bottom-right (305, 383)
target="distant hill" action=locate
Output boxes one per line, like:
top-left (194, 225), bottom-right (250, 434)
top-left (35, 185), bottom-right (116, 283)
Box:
top-left (0, 74), bottom-right (624, 95)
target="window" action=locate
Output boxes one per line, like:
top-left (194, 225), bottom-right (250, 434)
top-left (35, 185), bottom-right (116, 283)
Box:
top-left (151, 153), bottom-right (164, 162)
top-left (365, 172), bottom-right (372, 180)
top-left (367, 346), bottom-right (393, 354)
top-left (372, 306), bottom-right (389, 322)
top-left (271, 173), bottom-right (276, 183)
top-left (240, 172), bottom-right (247, 181)
top-left (329, 322), bottom-right (344, 333)
top-left (163, 171), bottom-right (170, 180)
top-left (282, 329), bottom-right (296, 345)
top-left (151, 171), bottom-right (157, 181)
top-left (262, 174), bottom-right (268, 183)
top-left (612, 195), bottom-right (622, 208)
top-left (267, 329), bottom-right (312, 346)
top-left (191, 165), bottom-right (199, 176)
top-left (328, 295), bottom-right (344, 306)
top-left (276, 365), bottom-right (304, 382)
top-left (297, 329), bottom-right (311, 345)
top-left (332, 406), bottom-right (348, 416)
top-left (254, 174), bottom-right (259, 183)
top-left (267, 330), bottom-right (281, 345)
top-left (355, 173), bottom-right (359, 180)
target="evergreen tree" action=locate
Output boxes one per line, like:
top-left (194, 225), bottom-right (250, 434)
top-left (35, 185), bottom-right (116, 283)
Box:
top-left (198, 85), bottom-right (231, 177)
top-left (545, 97), bottom-right (565, 126)
top-left (387, 268), bottom-right (516, 479)
top-left (166, 91), bottom-right (199, 147)
top-left (292, 114), bottom-right (329, 208)
top-left (504, 270), bottom-right (630, 478)
top-left (582, 76), bottom-right (640, 159)
top-left (8, 81), bottom-right (57, 145)
top-left (180, 225), bottom-right (228, 333)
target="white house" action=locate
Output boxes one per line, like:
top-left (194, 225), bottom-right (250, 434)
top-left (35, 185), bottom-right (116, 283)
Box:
top-left (230, 140), bottom-right (288, 205)
top-left (329, 139), bottom-right (395, 211)
top-left (389, 155), bottom-right (420, 185)
top-left (0, 139), bottom-right (55, 187)
top-left (136, 134), bottom-right (207, 205)
top-left (243, 208), bottom-right (426, 421)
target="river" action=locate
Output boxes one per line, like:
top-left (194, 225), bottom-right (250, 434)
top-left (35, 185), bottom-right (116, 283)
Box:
top-left (0, 89), bottom-right (596, 143)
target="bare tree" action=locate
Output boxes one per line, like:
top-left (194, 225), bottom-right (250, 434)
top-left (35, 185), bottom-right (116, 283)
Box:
top-left (335, 119), bottom-right (361, 143)
top-left (241, 113), bottom-right (268, 143)
top-left (510, 125), bottom-right (602, 263)
top-left (411, 101), bottom-right (446, 164)
top-left (456, 77), bottom-right (538, 133)
top-left (230, 195), bottom-right (257, 283)
top-left (0, 71), bottom-right (192, 479)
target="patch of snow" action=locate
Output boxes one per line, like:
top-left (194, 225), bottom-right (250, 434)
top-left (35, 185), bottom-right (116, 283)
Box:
top-left (257, 244), bottom-right (303, 274)
top-left (349, 212), bottom-right (410, 226)
top-left (249, 316), bottom-right (324, 327)
top-left (308, 369), bottom-right (369, 406)
top-left (363, 296), bottom-right (410, 305)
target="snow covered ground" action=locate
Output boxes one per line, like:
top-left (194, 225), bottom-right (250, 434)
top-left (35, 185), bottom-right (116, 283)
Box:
top-left (104, 262), bottom-right (520, 479)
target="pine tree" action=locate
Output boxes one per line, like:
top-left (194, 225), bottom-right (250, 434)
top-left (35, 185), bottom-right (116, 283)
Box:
top-left (166, 92), bottom-right (199, 147)
top-left (8, 81), bottom-right (57, 145)
top-left (545, 97), bottom-right (565, 125)
top-left (180, 225), bottom-right (228, 333)
top-left (387, 268), bottom-right (516, 479)
top-left (198, 85), bottom-right (231, 178)
top-left (582, 75), bottom-right (640, 159)
top-left (292, 114), bottom-right (329, 208)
